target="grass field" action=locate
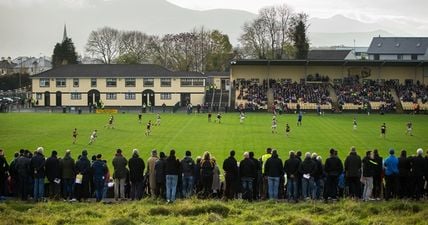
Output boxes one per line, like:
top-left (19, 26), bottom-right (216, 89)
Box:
top-left (1, 198), bottom-right (428, 225)
top-left (1, 112), bottom-right (428, 225)
top-left (0, 112), bottom-right (427, 164)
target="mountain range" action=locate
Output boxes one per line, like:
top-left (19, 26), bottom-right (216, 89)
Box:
top-left (0, 0), bottom-right (418, 57)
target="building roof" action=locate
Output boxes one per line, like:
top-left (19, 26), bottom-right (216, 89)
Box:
top-left (307, 50), bottom-right (351, 60)
top-left (31, 64), bottom-right (205, 78)
top-left (205, 71), bottom-right (229, 77)
top-left (367, 37), bottom-right (428, 55)
top-left (230, 59), bottom-right (428, 67)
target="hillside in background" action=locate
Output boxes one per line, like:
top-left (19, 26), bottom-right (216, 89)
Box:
top-left (0, 0), bottom-right (420, 57)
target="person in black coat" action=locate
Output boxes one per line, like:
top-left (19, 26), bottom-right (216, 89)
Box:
top-left (45, 150), bottom-right (61, 199)
top-left (411, 148), bottom-right (427, 200)
top-left (200, 151), bottom-right (215, 198)
top-left (298, 152), bottom-right (317, 200)
top-left (154, 152), bottom-right (166, 199)
top-left (164, 150), bottom-right (180, 202)
top-left (0, 149), bottom-right (9, 199)
top-left (75, 150), bottom-right (91, 201)
top-left (239, 152), bottom-right (256, 201)
top-left (128, 149), bottom-right (145, 200)
top-left (264, 150), bottom-right (283, 200)
top-left (284, 151), bottom-right (301, 201)
top-left (372, 149), bottom-right (383, 199)
top-left (324, 149), bottom-right (343, 200)
top-left (15, 150), bottom-right (31, 200)
top-left (344, 147), bottom-right (362, 198)
top-left (30, 147), bottom-right (45, 202)
top-left (222, 150), bottom-right (238, 200)
top-left (361, 151), bottom-right (376, 201)
top-left (249, 152), bottom-right (262, 200)
top-left (8, 152), bottom-right (19, 197)
top-left (398, 150), bottom-right (411, 198)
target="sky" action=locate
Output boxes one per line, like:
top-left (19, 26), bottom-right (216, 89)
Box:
top-left (1, 0), bottom-right (428, 58)
top-left (167, 0), bottom-right (428, 24)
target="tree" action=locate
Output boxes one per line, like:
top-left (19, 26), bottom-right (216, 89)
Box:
top-left (239, 4), bottom-right (293, 59)
top-left (51, 38), bottom-right (78, 67)
top-left (85, 27), bottom-right (121, 64)
top-left (290, 13), bottom-right (309, 59)
top-left (118, 31), bottom-right (154, 64)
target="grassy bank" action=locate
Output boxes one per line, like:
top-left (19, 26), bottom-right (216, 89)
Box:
top-left (0, 198), bottom-right (427, 225)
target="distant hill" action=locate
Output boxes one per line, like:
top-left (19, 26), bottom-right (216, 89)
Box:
top-left (0, 0), bottom-right (416, 57)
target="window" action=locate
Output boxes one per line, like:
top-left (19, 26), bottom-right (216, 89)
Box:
top-left (36, 93), bottom-right (42, 100)
top-left (411, 54), bottom-right (418, 60)
top-left (193, 78), bottom-right (204, 86)
top-left (91, 78), bottom-right (97, 87)
top-left (160, 78), bottom-right (171, 87)
top-left (125, 92), bottom-right (136, 100)
top-left (70, 93), bottom-right (81, 100)
top-left (106, 93), bottom-right (117, 100)
top-left (73, 78), bottom-right (79, 87)
top-left (180, 78), bottom-right (193, 86)
top-left (125, 78), bottom-right (136, 87)
top-left (40, 78), bottom-right (50, 87)
top-left (143, 78), bottom-right (154, 87)
top-left (180, 78), bottom-right (204, 87)
top-left (106, 78), bottom-right (117, 87)
top-left (56, 78), bottom-right (66, 87)
top-left (374, 54), bottom-right (380, 60)
top-left (160, 93), bottom-right (172, 100)
top-left (397, 54), bottom-right (403, 60)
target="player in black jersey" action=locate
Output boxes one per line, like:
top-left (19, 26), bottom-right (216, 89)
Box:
top-left (72, 128), bottom-right (78, 144)
top-left (145, 120), bottom-right (152, 136)
top-left (380, 123), bottom-right (386, 139)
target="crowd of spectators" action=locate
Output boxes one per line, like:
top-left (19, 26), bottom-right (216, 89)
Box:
top-left (396, 83), bottom-right (428, 103)
top-left (235, 79), bottom-right (268, 110)
top-left (1, 146), bottom-right (427, 203)
top-left (271, 80), bottom-right (332, 104)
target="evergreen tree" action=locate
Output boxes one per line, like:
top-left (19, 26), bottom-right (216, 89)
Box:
top-left (52, 38), bottom-right (78, 67)
top-left (291, 14), bottom-right (309, 60)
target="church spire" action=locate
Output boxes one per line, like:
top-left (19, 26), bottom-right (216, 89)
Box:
top-left (63, 24), bottom-right (68, 42)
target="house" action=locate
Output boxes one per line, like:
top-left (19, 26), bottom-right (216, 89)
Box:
top-left (367, 37), bottom-right (428, 60)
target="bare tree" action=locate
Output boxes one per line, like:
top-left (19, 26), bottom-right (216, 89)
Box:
top-left (85, 27), bottom-right (121, 64)
top-left (118, 31), bottom-right (154, 63)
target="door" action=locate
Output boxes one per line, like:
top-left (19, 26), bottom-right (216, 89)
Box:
top-left (87, 89), bottom-right (100, 106)
top-left (180, 93), bottom-right (190, 106)
top-left (55, 91), bottom-right (62, 106)
top-left (142, 89), bottom-right (155, 107)
top-left (44, 91), bottom-right (50, 106)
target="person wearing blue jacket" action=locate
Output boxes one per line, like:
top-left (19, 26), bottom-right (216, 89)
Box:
top-left (91, 154), bottom-right (107, 202)
top-left (384, 149), bottom-right (399, 200)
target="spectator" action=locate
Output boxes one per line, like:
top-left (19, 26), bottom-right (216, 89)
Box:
top-left (16, 150), bottom-right (31, 200)
top-left (154, 152), bottom-right (166, 199)
top-left (344, 147), bottom-right (361, 198)
top-left (61, 150), bottom-right (75, 201)
top-left (239, 152), bottom-right (256, 201)
top-left (398, 150), bottom-right (411, 198)
top-left (384, 149), bottom-right (399, 200)
top-left (264, 149), bottom-right (283, 200)
top-left (362, 151), bottom-right (376, 201)
top-left (45, 150), bottom-right (61, 200)
top-left (324, 149), bottom-right (343, 201)
top-left (0, 149), bottom-right (9, 200)
top-left (8, 152), bottom-right (20, 197)
top-left (411, 148), bottom-right (427, 200)
top-left (30, 147), bottom-right (45, 202)
top-left (260, 148), bottom-right (272, 200)
top-left (91, 154), bottom-right (107, 202)
top-left (313, 155), bottom-right (324, 200)
top-left (75, 149), bottom-right (91, 202)
top-left (200, 151), bottom-right (215, 198)
top-left (147, 149), bottom-right (158, 196)
top-left (112, 149), bottom-right (128, 201)
top-left (212, 158), bottom-right (221, 197)
top-left (249, 151), bottom-right (262, 200)
top-left (299, 152), bottom-right (317, 200)
top-left (128, 149), bottom-right (145, 200)
top-left (165, 149), bottom-right (180, 203)
top-left (181, 150), bottom-right (195, 198)
top-left (222, 150), bottom-right (238, 200)
top-left (372, 149), bottom-right (383, 200)
top-left (284, 151), bottom-right (300, 202)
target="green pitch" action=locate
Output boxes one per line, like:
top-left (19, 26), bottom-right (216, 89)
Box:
top-left (0, 112), bottom-right (427, 164)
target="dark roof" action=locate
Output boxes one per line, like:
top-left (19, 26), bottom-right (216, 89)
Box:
top-left (367, 37), bottom-right (428, 54)
top-left (231, 59), bottom-right (428, 67)
top-left (205, 71), bottom-right (229, 77)
top-left (31, 64), bottom-right (204, 78)
top-left (307, 50), bottom-right (351, 60)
